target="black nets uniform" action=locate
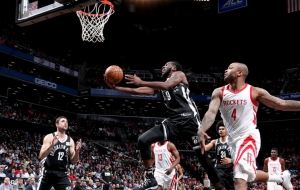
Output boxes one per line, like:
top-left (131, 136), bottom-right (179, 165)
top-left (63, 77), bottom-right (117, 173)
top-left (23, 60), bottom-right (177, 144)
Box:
top-left (215, 138), bottom-right (234, 190)
top-left (138, 83), bottom-right (220, 183)
top-left (37, 133), bottom-right (72, 190)
top-left (160, 83), bottom-right (201, 142)
top-left (102, 170), bottom-right (112, 190)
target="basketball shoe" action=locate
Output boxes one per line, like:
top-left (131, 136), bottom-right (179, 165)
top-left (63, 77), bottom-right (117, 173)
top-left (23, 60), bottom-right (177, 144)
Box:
top-left (132, 174), bottom-right (158, 190)
top-left (281, 170), bottom-right (293, 190)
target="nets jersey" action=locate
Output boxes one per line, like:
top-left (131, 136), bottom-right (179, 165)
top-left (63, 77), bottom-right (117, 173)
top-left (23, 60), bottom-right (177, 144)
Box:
top-left (160, 83), bottom-right (199, 119)
top-left (219, 84), bottom-right (258, 138)
top-left (215, 137), bottom-right (233, 169)
top-left (42, 133), bottom-right (71, 171)
top-left (267, 157), bottom-right (282, 175)
top-left (153, 142), bottom-right (175, 174)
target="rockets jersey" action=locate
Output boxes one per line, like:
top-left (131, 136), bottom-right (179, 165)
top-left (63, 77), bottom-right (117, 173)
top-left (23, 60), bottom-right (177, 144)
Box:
top-left (219, 84), bottom-right (258, 138)
top-left (267, 157), bottom-right (282, 175)
top-left (160, 83), bottom-right (200, 119)
top-left (42, 133), bottom-right (71, 171)
top-left (215, 137), bottom-right (233, 169)
top-left (153, 142), bottom-right (175, 174)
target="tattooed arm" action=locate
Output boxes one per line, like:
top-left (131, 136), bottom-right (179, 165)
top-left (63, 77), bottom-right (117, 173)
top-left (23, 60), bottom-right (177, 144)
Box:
top-left (125, 71), bottom-right (186, 91)
top-left (199, 88), bottom-right (222, 132)
top-left (197, 87), bottom-right (222, 154)
top-left (254, 87), bottom-right (300, 111)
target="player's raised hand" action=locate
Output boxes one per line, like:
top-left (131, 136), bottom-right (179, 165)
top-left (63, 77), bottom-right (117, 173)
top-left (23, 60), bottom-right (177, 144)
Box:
top-left (76, 139), bottom-right (82, 151)
top-left (125, 74), bottom-right (142, 86)
top-left (51, 135), bottom-right (59, 147)
top-left (197, 129), bottom-right (210, 154)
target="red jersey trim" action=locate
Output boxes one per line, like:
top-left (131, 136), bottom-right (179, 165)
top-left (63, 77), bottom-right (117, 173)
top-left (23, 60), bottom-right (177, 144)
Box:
top-left (221, 86), bottom-right (225, 101)
top-left (166, 141), bottom-right (171, 152)
top-left (250, 86), bottom-right (259, 107)
top-left (226, 84), bottom-right (248, 94)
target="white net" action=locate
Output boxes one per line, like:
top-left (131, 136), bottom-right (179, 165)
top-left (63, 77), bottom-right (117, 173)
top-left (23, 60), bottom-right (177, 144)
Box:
top-left (76, 1), bottom-right (114, 43)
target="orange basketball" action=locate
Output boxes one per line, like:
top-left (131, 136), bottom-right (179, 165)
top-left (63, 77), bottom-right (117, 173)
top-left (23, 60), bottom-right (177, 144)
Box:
top-left (104, 65), bottom-right (123, 84)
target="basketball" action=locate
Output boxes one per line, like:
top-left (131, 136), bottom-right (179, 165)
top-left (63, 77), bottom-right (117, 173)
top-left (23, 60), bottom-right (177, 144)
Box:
top-left (104, 65), bottom-right (124, 84)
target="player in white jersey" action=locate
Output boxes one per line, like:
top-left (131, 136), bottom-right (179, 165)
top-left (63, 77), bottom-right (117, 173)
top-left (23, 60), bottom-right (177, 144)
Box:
top-left (197, 62), bottom-right (299, 190)
top-left (263, 147), bottom-right (285, 190)
top-left (151, 140), bottom-right (180, 190)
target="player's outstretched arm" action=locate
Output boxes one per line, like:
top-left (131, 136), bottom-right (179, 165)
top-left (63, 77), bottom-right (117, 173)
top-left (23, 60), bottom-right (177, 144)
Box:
top-left (198, 88), bottom-right (222, 154)
top-left (104, 77), bottom-right (159, 95)
top-left (125, 71), bottom-right (185, 91)
top-left (38, 134), bottom-right (58, 160)
top-left (255, 87), bottom-right (300, 111)
top-left (198, 88), bottom-right (222, 132)
top-left (205, 140), bottom-right (216, 151)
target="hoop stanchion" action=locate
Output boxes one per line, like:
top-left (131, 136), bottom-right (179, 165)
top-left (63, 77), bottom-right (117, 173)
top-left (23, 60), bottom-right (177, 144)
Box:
top-left (76, 1), bottom-right (114, 43)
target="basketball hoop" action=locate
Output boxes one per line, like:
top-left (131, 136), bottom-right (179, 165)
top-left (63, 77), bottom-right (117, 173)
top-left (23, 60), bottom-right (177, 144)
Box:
top-left (76, 0), bottom-right (114, 43)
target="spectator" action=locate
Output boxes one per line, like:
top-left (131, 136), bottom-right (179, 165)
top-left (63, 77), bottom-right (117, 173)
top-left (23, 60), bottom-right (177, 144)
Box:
top-left (25, 178), bottom-right (36, 190)
top-left (0, 167), bottom-right (6, 177)
top-left (0, 177), bottom-right (13, 190)
top-left (13, 178), bottom-right (25, 190)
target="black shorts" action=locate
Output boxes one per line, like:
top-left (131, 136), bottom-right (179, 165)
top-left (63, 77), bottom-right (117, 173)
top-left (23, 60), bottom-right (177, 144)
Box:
top-left (162, 115), bottom-right (200, 147)
top-left (37, 169), bottom-right (71, 190)
top-left (216, 168), bottom-right (234, 190)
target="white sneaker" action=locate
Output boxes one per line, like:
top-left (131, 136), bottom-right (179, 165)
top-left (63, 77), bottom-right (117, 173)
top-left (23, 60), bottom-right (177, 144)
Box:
top-left (281, 170), bottom-right (293, 190)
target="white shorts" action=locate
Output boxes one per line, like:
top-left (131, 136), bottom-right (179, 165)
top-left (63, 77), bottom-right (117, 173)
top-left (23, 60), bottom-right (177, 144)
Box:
top-left (267, 182), bottom-right (283, 190)
top-left (154, 169), bottom-right (177, 190)
top-left (228, 129), bottom-right (261, 182)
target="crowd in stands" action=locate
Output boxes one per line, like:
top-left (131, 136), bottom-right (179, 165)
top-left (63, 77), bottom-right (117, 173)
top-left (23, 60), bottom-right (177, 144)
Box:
top-left (1, 96), bottom-right (300, 189)
top-left (0, 20), bottom-right (77, 71)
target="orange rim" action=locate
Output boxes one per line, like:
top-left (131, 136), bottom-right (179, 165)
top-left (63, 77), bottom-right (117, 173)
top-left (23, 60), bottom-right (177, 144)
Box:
top-left (77, 0), bottom-right (114, 17)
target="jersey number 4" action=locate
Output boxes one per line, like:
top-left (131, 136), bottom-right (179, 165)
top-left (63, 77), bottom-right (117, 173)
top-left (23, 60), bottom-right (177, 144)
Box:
top-left (231, 108), bottom-right (257, 124)
top-left (231, 108), bottom-right (237, 121)
top-left (58, 152), bottom-right (64, 161)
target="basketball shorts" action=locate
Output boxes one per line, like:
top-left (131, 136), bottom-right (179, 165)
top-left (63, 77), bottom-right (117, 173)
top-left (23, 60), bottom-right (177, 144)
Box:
top-left (267, 182), bottom-right (284, 190)
top-left (37, 169), bottom-right (71, 190)
top-left (154, 169), bottom-right (177, 190)
top-left (216, 168), bottom-right (234, 190)
top-left (228, 129), bottom-right (261, 182)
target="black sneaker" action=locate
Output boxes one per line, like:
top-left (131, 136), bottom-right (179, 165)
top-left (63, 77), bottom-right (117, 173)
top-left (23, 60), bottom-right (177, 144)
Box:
top-left (131, 176), bottom-right (158, 190)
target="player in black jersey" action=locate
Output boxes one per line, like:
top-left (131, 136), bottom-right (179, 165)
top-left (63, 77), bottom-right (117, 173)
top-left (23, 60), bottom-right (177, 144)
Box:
top-left (37, 116), bottom-right (82, 190)
top-left (205, 121), bottom-right (234, 190)
top-left (105, 61), bottom-right (221, 190)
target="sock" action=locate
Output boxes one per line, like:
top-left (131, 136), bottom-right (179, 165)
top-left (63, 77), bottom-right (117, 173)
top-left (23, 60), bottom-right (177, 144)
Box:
top-left (145, 167), bottom-right (153, 176)
top-left (268, 174), bottom-right (283, 183)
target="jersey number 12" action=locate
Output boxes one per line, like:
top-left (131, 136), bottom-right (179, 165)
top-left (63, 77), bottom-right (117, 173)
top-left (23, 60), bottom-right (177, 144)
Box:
top-left (58, 152), bottom-right (64, 161)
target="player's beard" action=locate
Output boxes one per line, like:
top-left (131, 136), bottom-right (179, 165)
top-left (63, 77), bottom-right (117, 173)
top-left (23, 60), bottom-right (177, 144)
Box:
top-left (161, 68), bottom-right (172, 80)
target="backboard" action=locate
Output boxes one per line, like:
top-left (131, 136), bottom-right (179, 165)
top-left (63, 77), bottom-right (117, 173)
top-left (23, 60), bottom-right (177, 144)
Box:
top-left (15, 0), bottom-right (100, 27)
